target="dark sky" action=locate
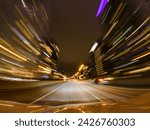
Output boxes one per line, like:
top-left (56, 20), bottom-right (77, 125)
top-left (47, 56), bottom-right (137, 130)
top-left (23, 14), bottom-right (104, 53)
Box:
top-left (48, 0), bottom-right (100, 75)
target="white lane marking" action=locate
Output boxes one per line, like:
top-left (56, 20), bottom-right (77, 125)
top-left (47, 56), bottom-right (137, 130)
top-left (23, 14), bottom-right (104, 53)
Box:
top-left (82, 82), bottom-right (131, 98)
top-left (81, 83), bottom-right (122, 101)
top-left (78, 84), bottom-right (103, 102)
top-left (29, 83), bottom-right (67, 104)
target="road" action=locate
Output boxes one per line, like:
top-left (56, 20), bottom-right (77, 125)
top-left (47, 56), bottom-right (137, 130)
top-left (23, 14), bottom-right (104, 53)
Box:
top-left (0, 79), bottom-right (149, 107)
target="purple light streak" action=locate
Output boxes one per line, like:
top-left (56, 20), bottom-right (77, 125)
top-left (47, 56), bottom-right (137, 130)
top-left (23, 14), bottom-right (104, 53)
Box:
top-left (96, 0), bottom-right (108, 17)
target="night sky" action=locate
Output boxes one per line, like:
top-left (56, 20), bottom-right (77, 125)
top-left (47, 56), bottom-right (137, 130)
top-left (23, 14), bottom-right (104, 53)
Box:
top-left (48, 0), bottom-right (100, 75)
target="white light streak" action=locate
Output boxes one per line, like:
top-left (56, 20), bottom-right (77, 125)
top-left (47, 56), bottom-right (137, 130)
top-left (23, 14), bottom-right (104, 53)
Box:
top-left (89, 42), bottom-right (98, 52)
top-left (21, 0), bottom-right (27, 8)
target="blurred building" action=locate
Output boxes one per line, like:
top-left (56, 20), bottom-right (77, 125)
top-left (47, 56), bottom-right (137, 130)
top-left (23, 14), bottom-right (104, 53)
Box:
top-left (89, 0), bottom-right (150, 79)
top-left (89, 41), bottom-right (105, 77)
top-left (0, 0), bottom-right (61, 80)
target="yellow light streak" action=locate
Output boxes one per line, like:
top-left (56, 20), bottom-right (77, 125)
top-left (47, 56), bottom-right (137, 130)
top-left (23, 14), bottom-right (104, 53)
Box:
top-left (127, 26), bottom-right (150, 46)
top-left (78, 64), bottom-right (84, 71)
top-left (11, 27), bottom-right (40, 56)
top-left (0, 68), bottom-right (34, 77)
top-left (0, 103), bottom-right (14, 107)
top-left (0, 45), bottom-right (27, 61)
top-left (126, 17), bottom-right (150, 40)
top-left (112, 3), bottom-right (126, 23)
top-left (20, 20), bottom-right (34, 38)
top-left (132, 52), bottom-right (150, 61)
top-left (125, 66), bottom-right (150, 74)
top-left (16, 21), bottom-right (32, 40)
top-left (110, 2), bottom-right (124, 24)
top-left (42, 3), bottom-right (49, 21)
top-left (40, 43), bottom-right (52, 54)
top-left (38, 65), bottom-right (52, 72)
top-left (131, 40), bottom-right (150, 53)
top-left (0, 38), bottom-right (11, 48)
top-left (103, 21), bottom-right (119, 40)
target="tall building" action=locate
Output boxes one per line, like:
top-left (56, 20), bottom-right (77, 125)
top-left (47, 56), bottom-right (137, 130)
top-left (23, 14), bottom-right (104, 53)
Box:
top-left (89, 0), bottom-right (150, 79)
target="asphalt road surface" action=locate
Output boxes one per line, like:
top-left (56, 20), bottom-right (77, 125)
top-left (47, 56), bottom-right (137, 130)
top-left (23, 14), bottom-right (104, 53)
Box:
top-left (0, 79), bottom-right (149, 107)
